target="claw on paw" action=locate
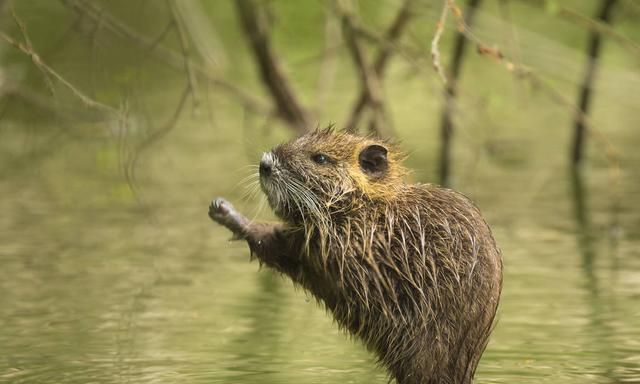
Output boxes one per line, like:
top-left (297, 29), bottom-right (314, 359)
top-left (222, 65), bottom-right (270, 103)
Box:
top-left (209, 197), bottom-right (231, 219)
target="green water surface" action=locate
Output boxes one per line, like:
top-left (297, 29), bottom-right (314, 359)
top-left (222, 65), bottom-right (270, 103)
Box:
top-left (1, 1), bottom-right (639, 383)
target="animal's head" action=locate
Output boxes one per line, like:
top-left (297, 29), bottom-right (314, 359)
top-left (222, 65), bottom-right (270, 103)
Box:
top-left (258, 128), bottom-right (407, 224)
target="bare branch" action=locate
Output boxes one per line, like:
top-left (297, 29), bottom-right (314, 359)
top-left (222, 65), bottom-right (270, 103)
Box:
top-left (530, 74), bottom-right (620, 184)
top-left (60, 0), bottom-right (269, 115)
top-left (513, 0), bottom-right (640, 56)
top-left (428, 0), bottom-right (620, 185)
top-left (442, 0), bottom-right (620, 182)
top-left (167, 0), bottom-right (200, 109)
top-left (340, 0), bottom-right (415, 134)
top-left (314, 8), bottom-right (340, 117)
top-left (11, 8), bottom-right (56, 95)
top-left (172, 0), bottom-right (228, 70)
top-left (345, 19), bottom-right (425, 70)
top-left (0, 78), bottom-right (116, 123)
top-left (0, 30), bottom-right (118, 115)
top-left (339, 5), bottom-right (386, 135)
top-left (572, 0), bottom-right (619, 167)
top-left (439, 0), bottom-right (530, 77)
top-left (235, 0), bottom-right (313, 133)
top-left (374, 0), bottom-right (414, 74)
top-left (497, 0), bottom-right (522, 74)
top-left (431, 1), bottom-right (450, 83)
top-left (126, 84), bottom-right (191, 196)
top-left (438, 0), bottom-right (483, 187)
top-left (146, 20), bottom-right (176, 57)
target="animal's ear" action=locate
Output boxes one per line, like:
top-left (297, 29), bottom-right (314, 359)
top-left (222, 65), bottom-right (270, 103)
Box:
top-left (359, 144), bottom-right (388, 178)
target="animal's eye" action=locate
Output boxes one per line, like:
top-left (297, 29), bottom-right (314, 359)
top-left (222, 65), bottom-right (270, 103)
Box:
top-left (311, 153), bottom-right (329, 165)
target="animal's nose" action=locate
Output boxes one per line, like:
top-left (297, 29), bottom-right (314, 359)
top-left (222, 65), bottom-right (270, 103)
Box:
top-left (259, 153), bottom-right (273, 177)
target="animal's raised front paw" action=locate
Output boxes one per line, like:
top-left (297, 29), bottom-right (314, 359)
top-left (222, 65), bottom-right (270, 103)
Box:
top-left (208, 197), bottom-right (234, 222)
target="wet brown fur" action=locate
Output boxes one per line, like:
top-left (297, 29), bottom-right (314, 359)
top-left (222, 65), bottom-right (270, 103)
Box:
top-left (209, 128), bottom-right (503, 384)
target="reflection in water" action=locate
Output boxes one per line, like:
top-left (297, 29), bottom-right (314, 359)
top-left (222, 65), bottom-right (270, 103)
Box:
top-left (2, 1), bottom-right (640, 382)
top-left (228, 272), bottom-right (285, 383)
top-left (569, 169), bottom-right (617, 382)
top-left (570, 169), bottom-right (597, 291)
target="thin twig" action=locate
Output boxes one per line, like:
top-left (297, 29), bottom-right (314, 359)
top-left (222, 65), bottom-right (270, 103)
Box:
top-left (433, 0), bottom-right (620, 182)
top-left (341, 0), bottom-right (415, 134)
top-left (531, 74), bottom-right (620, 184)
top-left (513, 0), bottom-right (640, 56)
top-left (374, 0), bottom-right (415, 74)
top-left (11, 8), bottom-right (56, 95)
top-left (443, 0), bottom-right (530, 76)
top-left (0, 31), bottom-right (118, 115)
top-left (60, 0), bottom-right (269, 115)
top-left (431, 0), bottom-right (450, 84)
top-left (0, 79), bottom-right (114, 123)
top-left (167, 0), bottom-right (200, 109)
top-left (438, 0), bottom-right (483, 187)
top-left (236, 0), bottom-right (312, 133)
top-left (339, 2), bottom-right (386, 135)
top-left (126, 83), bottom-right (191, 196)
top-left (572, 0), bottom-right (619, 167)
top-left (497, 0), bottom-right (522, 81)
top-left (344, 20), bottom-right (424, 72)
top-left (145, 20), bottom-right (175, 54)
top-left (314, 8), bottom-right (340, 117)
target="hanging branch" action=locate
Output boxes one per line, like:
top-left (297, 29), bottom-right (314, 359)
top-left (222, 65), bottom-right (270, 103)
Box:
top-left (126, 84), bottom-right (191, 196)
top-left (430, 0), bottom-right (620, 184)
top-left (438, 0), bottom-right (483, 187)
top-left (10, 9), bottom-right (56, 95)
top-left (513, 0), bottom-right (639, 56)
top-left (342, 0), bottom-right (415, 134)
top-left (314, 9), bottom-right (340, 117)
top-left (235, 0), bottom-right (312, 133)
top-left (571, 0), bottom-right (618, 167)
top-left (146, 20), bottom-right (176, 54)
top-left (471, 44), bottom-right (621, 183)
top-left (435, 0), bottom-right (523, 76)
top-left (446, 0), bottom-right (483, 84)
top-left (0, 30), bottom-right (118, 115)
top-left (431, 1), bottom-right (450, 84)
top-left (60, 0), bottom-right (269, 116)
top-left (373, 0), bottom-right (414, 75)
top-left (497, 0), bottom-right (522, 78)
top-left (167, 0), bottom-right (200, 109)
top-left (335, 16), bottom-right (423, 72)
top-left (339, 5), bottom-right (386, 136)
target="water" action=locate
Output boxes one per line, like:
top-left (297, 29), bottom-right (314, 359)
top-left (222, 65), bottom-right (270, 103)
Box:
top-left (1, 1), bottom-right (640, 383)
top-left (2, 120), bottom-right (638, 383)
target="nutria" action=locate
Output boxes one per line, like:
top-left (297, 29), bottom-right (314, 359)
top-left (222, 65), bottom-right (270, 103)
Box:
top-left (209, 128), bottom-right (502, 384)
